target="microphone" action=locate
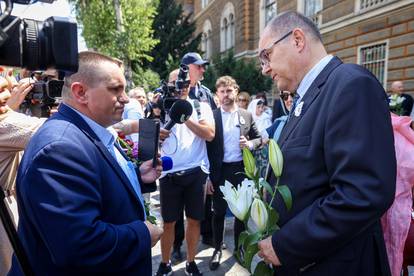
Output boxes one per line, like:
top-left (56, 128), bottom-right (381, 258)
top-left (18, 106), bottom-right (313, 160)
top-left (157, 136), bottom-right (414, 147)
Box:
top-left (164, 99), bottom-right (193, 130)
top-left (161, 156), bottom-right (173, 171)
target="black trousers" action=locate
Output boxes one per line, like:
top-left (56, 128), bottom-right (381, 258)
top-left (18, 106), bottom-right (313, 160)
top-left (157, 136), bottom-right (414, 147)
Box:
top-left (212, 161), bottom-right (246, 251)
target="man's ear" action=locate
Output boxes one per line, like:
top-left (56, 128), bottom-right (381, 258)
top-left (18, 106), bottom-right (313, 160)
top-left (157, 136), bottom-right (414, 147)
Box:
top-left (71, 82), bottom-right (88, 104)
top-left (292, 28), bottom-right (306, 52)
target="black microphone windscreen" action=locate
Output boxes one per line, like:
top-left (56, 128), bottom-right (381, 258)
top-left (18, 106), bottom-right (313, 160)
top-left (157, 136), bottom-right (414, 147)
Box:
top-left (169, 100), bottom-right (193, 124)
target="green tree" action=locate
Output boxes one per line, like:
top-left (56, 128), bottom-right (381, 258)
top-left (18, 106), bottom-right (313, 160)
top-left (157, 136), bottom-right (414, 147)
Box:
top-left (69, 0), bottom-right (159, 89)
top-left (204, 51), bottom-right (273, 95)
top-left (149, 0), bottom-right (201, 80)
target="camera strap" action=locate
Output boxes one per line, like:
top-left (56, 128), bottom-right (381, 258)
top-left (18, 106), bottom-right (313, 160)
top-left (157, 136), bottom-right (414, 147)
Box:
top-left (193, 100), bottom-right (201, 120)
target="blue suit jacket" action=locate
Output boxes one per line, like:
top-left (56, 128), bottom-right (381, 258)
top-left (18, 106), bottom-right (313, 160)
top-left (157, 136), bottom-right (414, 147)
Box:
top-left (9, 104), bottom-right (151, 275)
top-left (268, 57), bottom-right (396, 275)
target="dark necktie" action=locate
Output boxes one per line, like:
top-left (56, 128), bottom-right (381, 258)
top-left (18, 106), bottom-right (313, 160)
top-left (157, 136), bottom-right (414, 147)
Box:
top-left (288, 94), bottom-right (300, 121)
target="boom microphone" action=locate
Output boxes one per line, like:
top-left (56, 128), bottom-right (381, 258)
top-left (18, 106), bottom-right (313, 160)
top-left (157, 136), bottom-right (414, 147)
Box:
top-left (161, 156), bottom-right (173, 171)
top-left (164, 99), bottom-right (193, 130)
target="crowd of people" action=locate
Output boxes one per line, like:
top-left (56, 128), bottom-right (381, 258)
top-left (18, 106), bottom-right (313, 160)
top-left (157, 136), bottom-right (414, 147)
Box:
top-left (0, 10), bottom-right (413, 276)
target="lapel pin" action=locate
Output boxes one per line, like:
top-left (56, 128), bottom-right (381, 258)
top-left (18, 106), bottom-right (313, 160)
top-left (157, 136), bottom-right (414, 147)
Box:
top-left (239, 116), bottom-right (245, 125)
top-left (294, 101), bottom-right (304, 117)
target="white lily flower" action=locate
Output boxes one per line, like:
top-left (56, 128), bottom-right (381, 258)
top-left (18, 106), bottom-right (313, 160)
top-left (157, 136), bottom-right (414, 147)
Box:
top-left (250, 198), bottom-right (268, 233)
top-left (220, 179), bottom-right (256, 221)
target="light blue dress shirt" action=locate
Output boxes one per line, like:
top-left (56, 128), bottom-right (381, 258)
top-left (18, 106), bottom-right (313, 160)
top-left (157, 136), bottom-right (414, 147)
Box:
top-left (122, 99), bottom-right (143, 144)
top-left (296, 55), bottom-right (333, 102)
top-left (68, 105), bottom-right (146, 218)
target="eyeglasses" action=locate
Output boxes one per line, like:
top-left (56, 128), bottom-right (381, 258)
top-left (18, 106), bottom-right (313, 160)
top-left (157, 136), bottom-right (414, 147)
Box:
top-left (259, 30), bottom-right (293, 69)
top-left (238, 98), bottom-right (247, 102)
top-left (280, 91), bottom-right (295, 101)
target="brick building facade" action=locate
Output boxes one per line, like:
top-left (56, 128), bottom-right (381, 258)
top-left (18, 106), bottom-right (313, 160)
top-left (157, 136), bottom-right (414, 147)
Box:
top-left (176, 0), bottom-right (414, 95)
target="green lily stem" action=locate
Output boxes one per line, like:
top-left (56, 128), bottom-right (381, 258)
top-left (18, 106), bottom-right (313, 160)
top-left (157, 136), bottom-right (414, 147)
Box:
top-left (268, 177), bottom-right (280, 207)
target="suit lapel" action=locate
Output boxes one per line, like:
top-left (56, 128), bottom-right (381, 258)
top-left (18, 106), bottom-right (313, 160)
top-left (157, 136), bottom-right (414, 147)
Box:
top-left (278, 57), bottom-right (343, 146)
top-left (237, 110), bottom-right (248, 136)
top-left (215, 109), bottom-right (225, 156)
top-left (58, 104), bottom-right (143, 206)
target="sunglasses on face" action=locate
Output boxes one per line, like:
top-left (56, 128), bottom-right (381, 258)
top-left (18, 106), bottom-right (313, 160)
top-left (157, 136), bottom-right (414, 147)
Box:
top-left (259, 30), bottom-right (293, 69)
top-left (280, 91), bottom-right (295, 100)
top-left (238, 98), bottom-right (247, 102)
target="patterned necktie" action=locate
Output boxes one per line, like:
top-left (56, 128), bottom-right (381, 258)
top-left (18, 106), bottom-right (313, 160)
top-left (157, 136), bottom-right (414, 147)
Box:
top-left (288, 93), bottom-right (300, 121)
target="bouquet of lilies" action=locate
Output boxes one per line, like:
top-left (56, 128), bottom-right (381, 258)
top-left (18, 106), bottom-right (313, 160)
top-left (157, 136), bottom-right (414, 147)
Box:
top-left (220, 139), bottom-right (291, 275)
top-left (389, 94), bottom-right (406, 116)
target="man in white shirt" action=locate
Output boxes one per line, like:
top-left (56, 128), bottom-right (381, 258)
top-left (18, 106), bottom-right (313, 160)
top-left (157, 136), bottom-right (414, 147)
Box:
top-left (206, 76), bottom-right (261, 270)
top-left (156, 68), bottom-right (215, 276)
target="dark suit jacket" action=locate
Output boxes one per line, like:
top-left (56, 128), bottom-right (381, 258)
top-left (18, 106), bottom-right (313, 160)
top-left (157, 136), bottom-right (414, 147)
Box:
top-left (268, 57), bottom-right (396, 275)
top-left (207, 108), bottom-right (261, 184)
top-left (9, 104), bottom-right (151, 276)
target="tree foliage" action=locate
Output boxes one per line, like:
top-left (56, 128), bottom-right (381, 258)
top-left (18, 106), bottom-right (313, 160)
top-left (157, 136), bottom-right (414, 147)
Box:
top-left (69, 0), bottom-right (159, 89)
top-left (148, 0), bottom-right (201, 80)
top-left (204, 50), bottom-right (273, 95)
top-left (70, 0), bottom-right (158, 62)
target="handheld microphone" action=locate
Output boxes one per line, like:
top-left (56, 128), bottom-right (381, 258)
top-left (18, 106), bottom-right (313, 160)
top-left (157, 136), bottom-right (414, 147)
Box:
top-left (164, 99), bottom-right (193, 130)
top-left (161, 156), bottom-right (173, 171)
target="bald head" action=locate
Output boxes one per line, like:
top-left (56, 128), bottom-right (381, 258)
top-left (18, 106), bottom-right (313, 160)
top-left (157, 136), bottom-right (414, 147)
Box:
top-left (169, 69), bottom-right (179, 84)
top-left (266, 11), bottom-right (322, 43)
top-left (390, 81), bottom-right (403, 95)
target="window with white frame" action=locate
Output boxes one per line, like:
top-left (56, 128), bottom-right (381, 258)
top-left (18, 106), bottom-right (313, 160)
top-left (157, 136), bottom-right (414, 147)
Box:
top-left (299, 0), bottom-right (322, 25)
top-left (265, 0), bottom-right (277, 25)
top-left (201, 0), bottom-right (209, 9)
top-left (358, 42), bottom-right (388, 87)
top-left (201, 20), bottom-right (212, 59)
top-left (260, 0), bottom-right (277, 36)
top-left (220, 2), bottom-right (235, 52)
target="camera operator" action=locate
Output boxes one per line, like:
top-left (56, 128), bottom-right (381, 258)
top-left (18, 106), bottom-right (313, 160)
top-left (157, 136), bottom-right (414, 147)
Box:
top-left (170, 53), bottom-right (217, 263)
top-left (182, 52), bottom-right (217, 110)
top-left (155, 68), bottom-right (215, 276)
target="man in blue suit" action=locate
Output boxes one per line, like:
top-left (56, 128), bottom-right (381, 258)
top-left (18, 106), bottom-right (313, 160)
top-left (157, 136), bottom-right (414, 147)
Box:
top-left (257, 12), bottom-right (396, 275)
top-left (9, 51), bottom-right (163, 275)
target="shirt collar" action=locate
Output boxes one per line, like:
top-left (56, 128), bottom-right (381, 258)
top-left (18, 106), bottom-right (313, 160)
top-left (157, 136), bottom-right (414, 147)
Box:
top-left (66, 105), bottom-right (115, 148)
top-left (296, 55), bottom-right (333, 101)
top-left (221, 106), bottom-right (238, 114)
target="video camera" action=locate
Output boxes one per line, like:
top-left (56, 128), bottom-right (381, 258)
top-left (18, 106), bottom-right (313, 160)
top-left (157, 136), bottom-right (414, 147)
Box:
top-left (145, 63), bottom-right (190, 121)
top-left (0, 0), bottom-right (78, 117)
top-left (0, 0), bottom-right (78, 72)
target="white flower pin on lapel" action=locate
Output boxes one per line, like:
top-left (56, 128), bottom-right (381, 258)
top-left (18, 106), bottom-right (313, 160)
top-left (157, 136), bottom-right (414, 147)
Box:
top-left (294, 101), bottom-right (304, 117)
top-left (239, 116), bottom-right (245, 125)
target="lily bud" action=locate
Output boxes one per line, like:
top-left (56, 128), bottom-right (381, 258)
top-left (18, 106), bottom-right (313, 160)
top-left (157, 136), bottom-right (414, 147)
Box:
top-left (250, 198), bottom-right (268, 233)
top-left (242, 147), bottom-right (256, 178)
top-left (268, 139), bottom-right (283, 177)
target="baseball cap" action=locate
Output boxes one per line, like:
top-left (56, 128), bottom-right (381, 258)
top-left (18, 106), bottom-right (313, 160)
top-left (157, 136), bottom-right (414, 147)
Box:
top-left (181, 52), bottom-right (209, 66)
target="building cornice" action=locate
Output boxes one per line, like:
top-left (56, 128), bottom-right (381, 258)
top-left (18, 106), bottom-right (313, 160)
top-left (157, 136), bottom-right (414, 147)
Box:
top-left (194, 0), bottom-right (217, 21)
top-left (320, 0), bottom-right (413, 34)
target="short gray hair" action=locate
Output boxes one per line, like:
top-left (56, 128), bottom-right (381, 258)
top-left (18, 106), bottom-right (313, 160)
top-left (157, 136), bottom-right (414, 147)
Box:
top-left (267, 11), bottom-right (322, 42)
top-left (62, 51), bottom-right (123, 100)
top-left (128, 87), bottom-right (145, 98)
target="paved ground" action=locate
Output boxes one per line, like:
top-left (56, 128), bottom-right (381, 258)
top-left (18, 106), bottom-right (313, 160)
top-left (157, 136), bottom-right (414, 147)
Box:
top-left (148, 190), bottom-right (414, 276)
top-left (149, 191), bottom-right (251, 276)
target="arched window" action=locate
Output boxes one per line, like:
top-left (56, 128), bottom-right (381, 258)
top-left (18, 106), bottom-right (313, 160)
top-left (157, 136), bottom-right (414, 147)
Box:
top-left (220, 2), bottom-right (235, 52)
top-left (229, 13), bottom-right (235, 48)
top-left (202, 20), bottom-right (212, 58)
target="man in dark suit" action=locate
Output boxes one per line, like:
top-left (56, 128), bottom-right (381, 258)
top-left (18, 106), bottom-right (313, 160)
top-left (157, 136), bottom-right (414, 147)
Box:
top-left (257, 12), bottom-right (396, 275)
top-left (206, 76), bottom-right (261, 270)
top-left (9, 51), bottom-right (163, 275)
